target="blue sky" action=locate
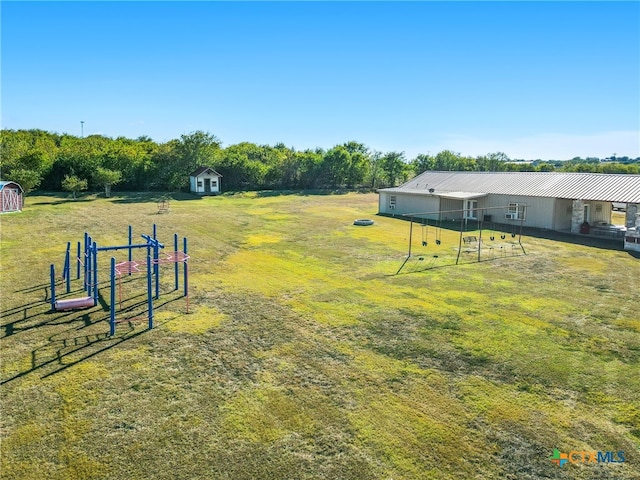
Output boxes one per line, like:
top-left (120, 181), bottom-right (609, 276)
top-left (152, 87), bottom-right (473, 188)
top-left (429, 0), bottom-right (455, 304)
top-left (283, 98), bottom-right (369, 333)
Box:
top-left (2, 1), bottom-right (639, 160)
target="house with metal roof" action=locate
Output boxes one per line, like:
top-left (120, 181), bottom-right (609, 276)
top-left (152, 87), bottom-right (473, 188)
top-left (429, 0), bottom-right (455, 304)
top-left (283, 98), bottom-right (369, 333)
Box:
top-left (0, 181), bottom-right (24, 214)
top-left (189, 167), bottom-right (222, 195)
top-left (378, 171), bottom-right (640, 239)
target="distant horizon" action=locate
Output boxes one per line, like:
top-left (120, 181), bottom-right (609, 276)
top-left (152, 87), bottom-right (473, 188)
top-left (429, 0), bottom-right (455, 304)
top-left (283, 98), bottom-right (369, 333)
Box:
top-left (2, 2), bottom-right (638, 161)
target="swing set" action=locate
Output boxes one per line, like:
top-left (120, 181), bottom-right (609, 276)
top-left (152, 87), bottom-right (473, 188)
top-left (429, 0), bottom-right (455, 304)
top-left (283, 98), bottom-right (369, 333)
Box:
top-left (396, 205), bottom-right (527, 275)
top-left (420, 216), bottom-right (443, 247)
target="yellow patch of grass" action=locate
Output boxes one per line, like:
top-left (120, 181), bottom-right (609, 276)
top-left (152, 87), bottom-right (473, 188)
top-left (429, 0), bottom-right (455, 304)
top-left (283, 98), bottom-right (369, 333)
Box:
top-left (456, 376), bottom-right (531, 423)
top-left (161, 306), bottom-right (226, 334)
top-left (614, 317), bottom-right (640, 333)
top-left (557, 255), bottom-right (610, 273)
top-left (1, 362), bottom-right (111, 480)
top-left (54, 362), bottom-right (109, 401)
top-left (0, 462), bottom-right (51, 480)
top-left (190, 272), bottom-right (222, 287)
top-left (56, 451), bottom-right (107, 480)
top-left (219, 249), bottom-right (333, 296)
top-left (244, 233), bottom-right (282, 246)
top-left (261, 213), bottom-right (292, 222)
top-left (220, 387), bottom-right (317, 443)
top-left (109, 344), bottom-right (153, 372)
top-left (348, 391), bottom-right (479, 479)
top-left (341, 344), bottom-right (436, 382)
top-left (2, 422), bottom-right (49, 450)
top-left (0, 354), bottom-right (34, 380)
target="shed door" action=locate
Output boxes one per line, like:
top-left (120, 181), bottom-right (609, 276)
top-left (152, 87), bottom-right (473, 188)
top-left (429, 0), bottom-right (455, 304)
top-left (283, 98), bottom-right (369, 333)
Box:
top-left (204, 178), bottom-right (211, 192)
top-left (2, 188), bottom-right (20, 211)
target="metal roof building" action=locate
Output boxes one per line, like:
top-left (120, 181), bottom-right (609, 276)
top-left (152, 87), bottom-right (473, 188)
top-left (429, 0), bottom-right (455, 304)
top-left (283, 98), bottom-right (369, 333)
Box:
top-left (378, 171), bottom-right (640, 236)
top-left (381, 171), bottom-right (640, 204)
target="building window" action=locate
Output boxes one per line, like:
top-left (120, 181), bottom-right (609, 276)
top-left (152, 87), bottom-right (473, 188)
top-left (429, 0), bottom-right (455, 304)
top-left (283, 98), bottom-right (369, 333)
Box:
top-left (211, 181), bottom-right (217, 187)
top-left (507, 203), bottom-right (526, 220)
top-left (197, 181), bottom-right (203, 188)
top-left (389, 195), bottom-right (396, 210)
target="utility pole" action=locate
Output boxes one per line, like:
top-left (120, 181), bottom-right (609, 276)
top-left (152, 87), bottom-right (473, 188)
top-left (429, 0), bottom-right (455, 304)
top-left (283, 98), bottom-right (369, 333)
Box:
top-left (81, 121), bottom-right (84, 138)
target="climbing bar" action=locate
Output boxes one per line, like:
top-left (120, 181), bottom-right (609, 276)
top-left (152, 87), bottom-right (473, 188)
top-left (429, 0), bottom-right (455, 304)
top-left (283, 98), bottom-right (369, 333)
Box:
top-left (114, 260), bottom-right (144, 276)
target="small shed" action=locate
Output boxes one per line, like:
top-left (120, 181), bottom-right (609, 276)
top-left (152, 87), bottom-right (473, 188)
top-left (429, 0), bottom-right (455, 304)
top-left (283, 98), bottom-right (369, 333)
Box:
top-left (0, 181), bottom-right (24, 214)
top-left (189, 167), bottom-right (222, 195)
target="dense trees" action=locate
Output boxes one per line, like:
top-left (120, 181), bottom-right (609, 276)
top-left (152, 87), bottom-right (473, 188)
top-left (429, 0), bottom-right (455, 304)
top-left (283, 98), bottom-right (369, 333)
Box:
top-left (0, 128), bottom-right (638, 195)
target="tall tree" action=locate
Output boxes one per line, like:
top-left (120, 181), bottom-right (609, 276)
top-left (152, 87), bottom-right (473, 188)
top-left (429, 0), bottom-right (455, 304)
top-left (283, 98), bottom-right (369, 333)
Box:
top-left (322, 146), bottom-right (351, 188)
top-left (342, 141), bottom-right (369, 188)
top-left (61, 174), bottom-right (88, 199)
top-left (217, 142), bottom-right (270, 189)
top-left (298, 149), bottom-right (324, 189)
top-left (93, 167), bottom-right (122, 197)
top-left (411, 153), bottom-right (434, 175)
top-left (0, 129), bottom-right (58, 191)
top-left (367, 151), bottom-right (384, 189)
top-left (159, 131), bottom-right (221, 190)
top-left (380, 151), bottom-right (406, 187)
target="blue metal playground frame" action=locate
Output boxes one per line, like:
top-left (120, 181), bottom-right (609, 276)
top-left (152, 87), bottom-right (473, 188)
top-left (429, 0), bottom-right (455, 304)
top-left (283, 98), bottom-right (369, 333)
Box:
top-left (50, 224), bottom-right (188, 335)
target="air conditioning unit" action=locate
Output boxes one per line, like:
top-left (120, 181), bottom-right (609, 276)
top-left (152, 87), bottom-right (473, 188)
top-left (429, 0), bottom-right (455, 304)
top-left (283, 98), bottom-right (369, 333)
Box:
top-left (505, 213), bottom-right (516, 220)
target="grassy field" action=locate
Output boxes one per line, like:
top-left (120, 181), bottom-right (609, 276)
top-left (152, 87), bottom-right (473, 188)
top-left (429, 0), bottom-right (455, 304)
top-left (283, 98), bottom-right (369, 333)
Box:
top-left (1, 191), bottom-right (638, 480)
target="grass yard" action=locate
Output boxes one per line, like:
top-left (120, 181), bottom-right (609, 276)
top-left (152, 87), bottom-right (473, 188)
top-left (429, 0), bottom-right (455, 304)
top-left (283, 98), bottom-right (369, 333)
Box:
top-left (1, 191), bottom-right (639, 480)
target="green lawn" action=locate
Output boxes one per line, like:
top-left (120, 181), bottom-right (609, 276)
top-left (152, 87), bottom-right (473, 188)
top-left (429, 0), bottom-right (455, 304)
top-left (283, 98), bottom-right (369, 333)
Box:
top-left (1, 192), bottom-right (638, 480)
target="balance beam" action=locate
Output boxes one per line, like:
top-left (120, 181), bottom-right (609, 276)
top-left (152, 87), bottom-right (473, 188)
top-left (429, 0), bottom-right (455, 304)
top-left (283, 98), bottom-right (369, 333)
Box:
top-left (55, 296), bottom-right (95, 311)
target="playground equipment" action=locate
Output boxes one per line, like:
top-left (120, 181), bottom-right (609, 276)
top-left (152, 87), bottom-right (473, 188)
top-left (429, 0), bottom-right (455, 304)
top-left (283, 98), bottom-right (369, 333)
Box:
top-left (395, 206), bottom-right (527, 275)
top-left (50, 225), bottom-right (189, 335)
top-left (157, 198), bottom-right (170, 214)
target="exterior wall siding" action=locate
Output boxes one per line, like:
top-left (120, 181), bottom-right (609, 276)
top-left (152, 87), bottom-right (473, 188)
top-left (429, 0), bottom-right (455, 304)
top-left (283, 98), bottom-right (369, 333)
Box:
top-left (480, 194), bottom-right (557, 230)
top-left (379, 192), bottom-right (440, 219)
top-left (439, 198), bottom-right (464, 220)
top-left (381, 192), bottom-right (566, 230)
top-left (190, 174), bottom-right (221, 194)
top-left (553, 199), bottom-right (574, 231)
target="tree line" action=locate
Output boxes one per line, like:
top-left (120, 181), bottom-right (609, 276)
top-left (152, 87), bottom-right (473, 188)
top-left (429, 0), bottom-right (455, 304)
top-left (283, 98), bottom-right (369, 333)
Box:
top-left (1, 129), bottom-right (638, 195)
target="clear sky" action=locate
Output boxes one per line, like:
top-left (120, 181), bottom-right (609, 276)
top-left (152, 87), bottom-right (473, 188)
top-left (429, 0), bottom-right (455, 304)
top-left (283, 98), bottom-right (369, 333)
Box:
top-left (2, 1), bottom-right (639, 160)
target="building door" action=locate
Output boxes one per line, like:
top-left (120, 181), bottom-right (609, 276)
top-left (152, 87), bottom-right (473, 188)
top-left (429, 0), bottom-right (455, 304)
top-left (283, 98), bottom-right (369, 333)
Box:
top-left (464, 200), bottom-right (478, 219)
top-left (204, 178), bottom-right (211, 193)
top-left (583, 204), bottom-right (590, 224)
